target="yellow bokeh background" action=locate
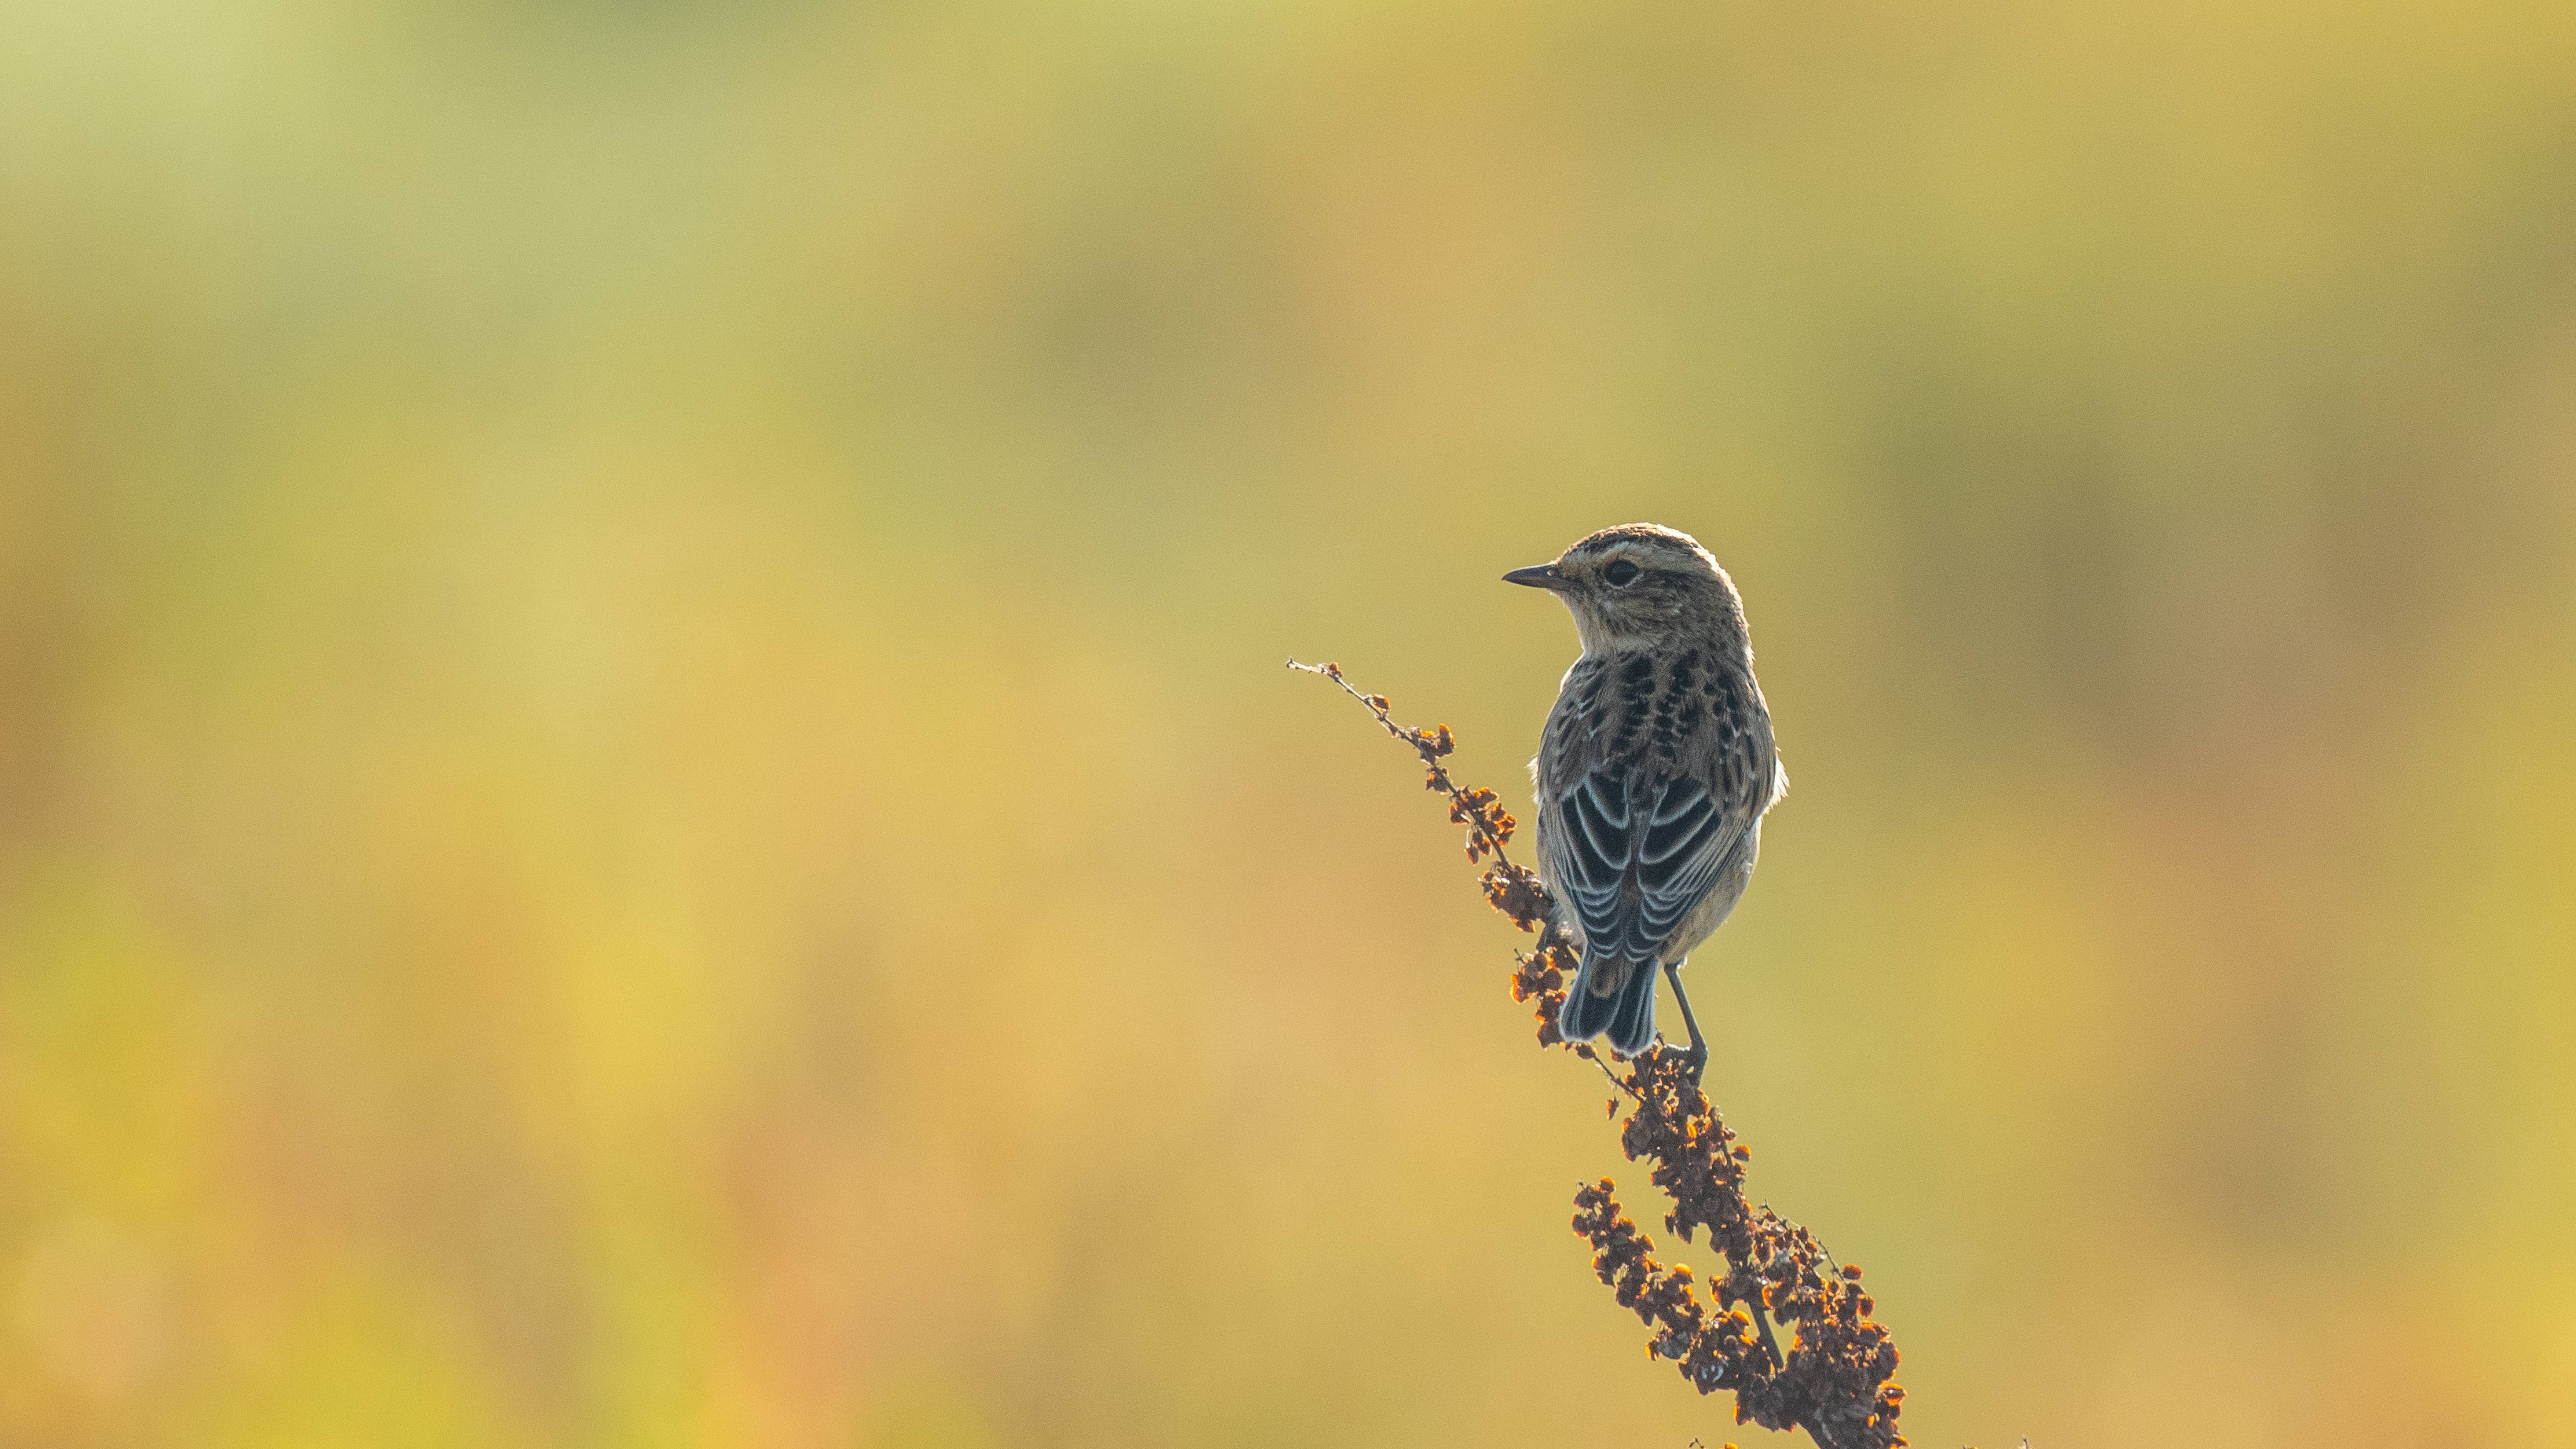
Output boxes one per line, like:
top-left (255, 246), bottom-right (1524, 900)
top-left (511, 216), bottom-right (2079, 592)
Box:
top-left (4, 1), bottom-right (2574, 1445)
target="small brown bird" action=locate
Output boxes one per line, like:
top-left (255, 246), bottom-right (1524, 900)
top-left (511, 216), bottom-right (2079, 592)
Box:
top-left (1505, 524), bottom-right (1785, 1078)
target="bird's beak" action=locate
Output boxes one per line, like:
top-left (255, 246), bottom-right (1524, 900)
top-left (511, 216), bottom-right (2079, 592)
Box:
top-left (1502, 563), bottom-right (1566, 590)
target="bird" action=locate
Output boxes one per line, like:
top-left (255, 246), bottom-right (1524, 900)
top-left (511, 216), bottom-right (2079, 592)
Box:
top-left (1505, 524), bottom-right (1785, 1079)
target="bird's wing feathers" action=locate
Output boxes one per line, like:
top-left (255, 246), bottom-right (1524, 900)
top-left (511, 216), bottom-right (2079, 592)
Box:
top-left (1545, 762), bottom-right (1755, 964)
top-left (1537, 652), bottom-right (1770, 965)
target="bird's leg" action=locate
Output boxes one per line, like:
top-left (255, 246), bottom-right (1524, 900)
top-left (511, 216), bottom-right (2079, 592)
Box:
top-left (1661, 960), bottom-right (1709, 1084)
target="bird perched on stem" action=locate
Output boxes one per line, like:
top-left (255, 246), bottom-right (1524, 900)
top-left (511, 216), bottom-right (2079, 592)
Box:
top-left (1505, 524), bottom-right (1785, 1080)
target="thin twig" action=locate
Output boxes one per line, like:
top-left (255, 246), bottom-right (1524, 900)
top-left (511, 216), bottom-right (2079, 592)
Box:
top-left (1746, 1293), bottom-right (1788, 1371)
top-left (1286, 658), bottom-right (1518, 867)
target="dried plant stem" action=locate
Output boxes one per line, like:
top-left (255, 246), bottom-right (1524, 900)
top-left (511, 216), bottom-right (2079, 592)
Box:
top-left (1292, 660), bottom-right (1906, 1449)
top-left (1287, 658), bottom-right (1519, 865)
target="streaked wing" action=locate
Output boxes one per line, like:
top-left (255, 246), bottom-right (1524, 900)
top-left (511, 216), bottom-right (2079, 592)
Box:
top-left (1544, 766), bottom-right (1752, 964)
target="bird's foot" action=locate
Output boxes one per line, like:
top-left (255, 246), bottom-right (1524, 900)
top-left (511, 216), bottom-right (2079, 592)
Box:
top-left (1657, 1037), bottom-right (1709, 1086)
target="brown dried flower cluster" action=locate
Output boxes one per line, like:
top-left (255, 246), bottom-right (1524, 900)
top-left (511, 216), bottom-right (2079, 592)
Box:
top-left (1578, 1052), bottom-right (1903, 1448)
top-left (1292, 661), bottom-right (1905, 1449)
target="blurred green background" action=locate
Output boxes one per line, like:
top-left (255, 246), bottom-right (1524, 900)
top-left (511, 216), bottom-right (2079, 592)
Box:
top-left (3, 0), bottom-right (2573, 1445)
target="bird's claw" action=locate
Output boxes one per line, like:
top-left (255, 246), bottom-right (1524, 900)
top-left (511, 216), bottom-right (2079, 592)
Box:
top-left (1658, 1037), bottom-right (1709, 1085)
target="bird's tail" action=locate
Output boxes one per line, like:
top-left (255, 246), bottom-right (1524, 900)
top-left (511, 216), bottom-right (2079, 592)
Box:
top-left (1558, 948), bottom-right (1660, 1058)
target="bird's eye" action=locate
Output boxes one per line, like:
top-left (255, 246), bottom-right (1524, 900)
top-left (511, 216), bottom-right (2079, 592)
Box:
top-left (1604, 560), bottom-right (1641, 587)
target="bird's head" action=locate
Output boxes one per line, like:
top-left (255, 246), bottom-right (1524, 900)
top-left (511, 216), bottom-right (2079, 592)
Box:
top-left (1504, 523), bottom-right (1747, 654)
